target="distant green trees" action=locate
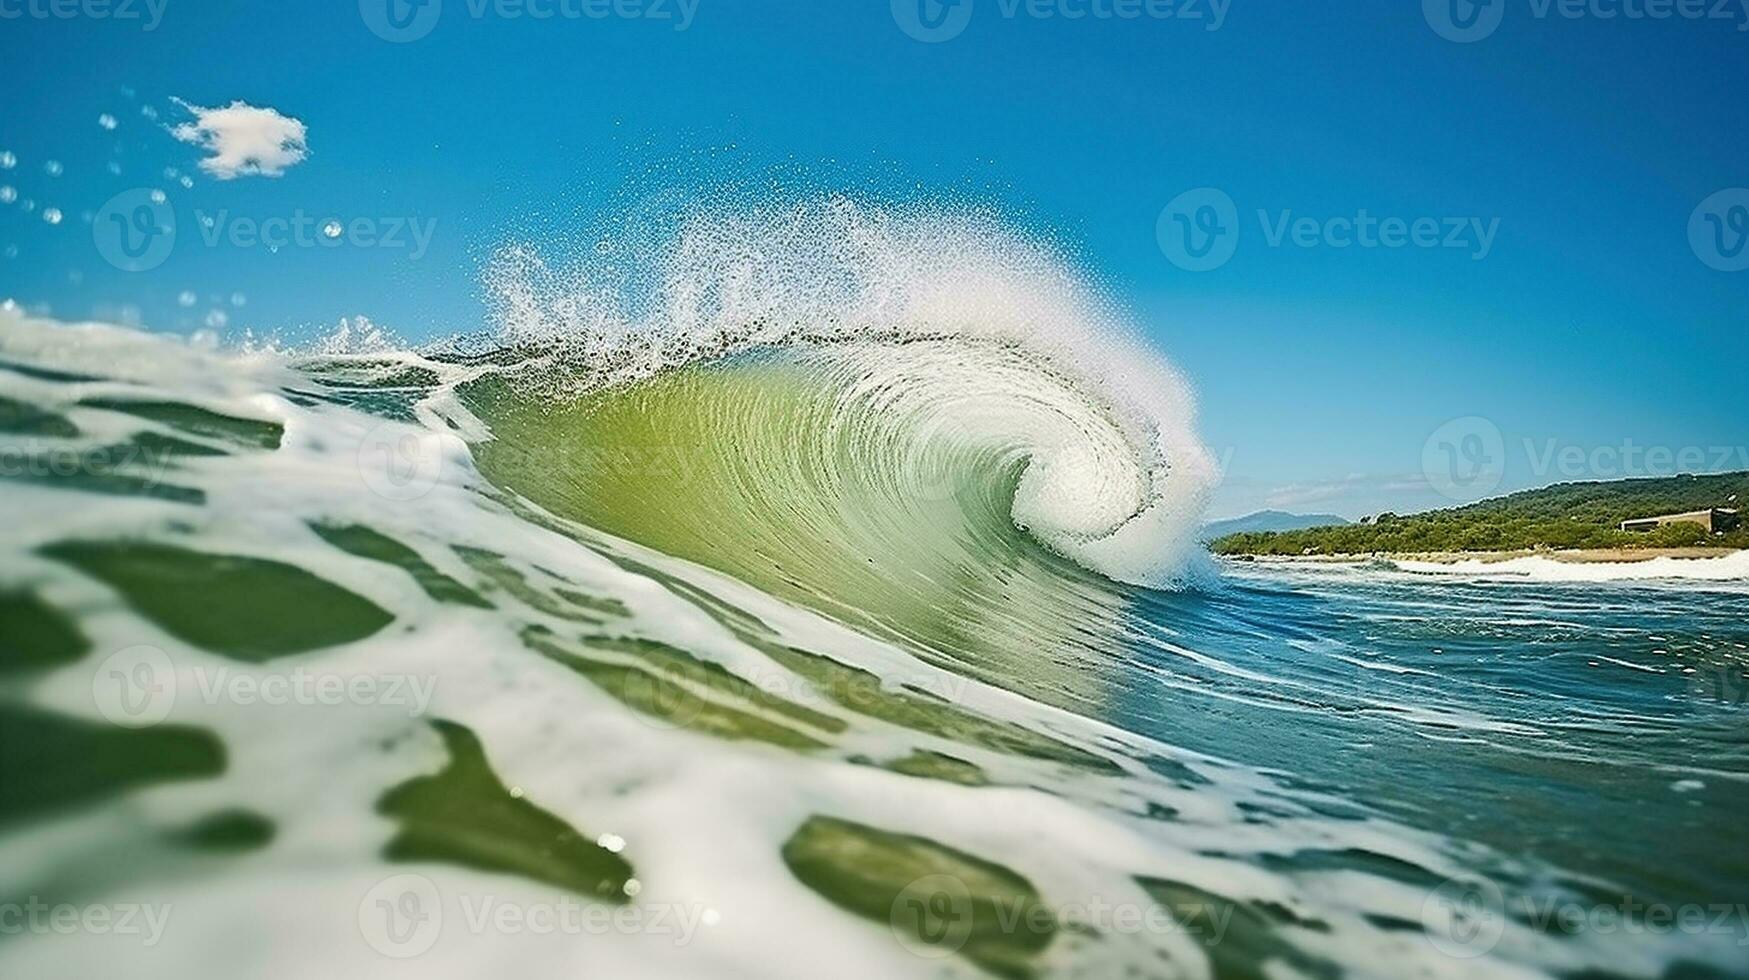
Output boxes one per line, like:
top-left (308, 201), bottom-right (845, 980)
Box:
top-left (1210, 472), bottom-right (1749, 556)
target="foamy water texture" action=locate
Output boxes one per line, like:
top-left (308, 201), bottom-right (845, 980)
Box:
top-left (1, 204), bottom-right (1746, 980)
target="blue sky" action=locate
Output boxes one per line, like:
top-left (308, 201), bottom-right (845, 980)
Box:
top-left (1, 0), bottom-right (1744, 519)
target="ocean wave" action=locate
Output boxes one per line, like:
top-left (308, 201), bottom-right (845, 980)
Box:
top-left (476, 197), bottom-right (1218, 589)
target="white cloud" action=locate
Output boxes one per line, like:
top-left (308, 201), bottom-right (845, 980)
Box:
top-left (170, 99), bottom-right (308, 179)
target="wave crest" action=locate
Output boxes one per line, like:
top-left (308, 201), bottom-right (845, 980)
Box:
top-left (479, 197), bottom-right (1216, 586)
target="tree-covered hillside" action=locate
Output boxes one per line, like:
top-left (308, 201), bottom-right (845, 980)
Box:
top-left (1211, 472), bottom-right (1749, 556)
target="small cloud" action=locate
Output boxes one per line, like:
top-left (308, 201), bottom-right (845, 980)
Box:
top-left (170, 99), bottom-right (308, 179)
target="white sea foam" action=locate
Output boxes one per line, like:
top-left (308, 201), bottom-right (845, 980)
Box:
top-left (3, 295), bottom-right (1740, 980)
top-left (1393, 551), bottom-right (1749, 584)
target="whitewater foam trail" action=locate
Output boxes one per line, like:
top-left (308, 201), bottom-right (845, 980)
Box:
top-left (4, 288), bottom-right (1743, 978)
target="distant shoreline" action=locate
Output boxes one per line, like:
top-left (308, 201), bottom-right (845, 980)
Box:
top-left (1226, 547), bottom-right (1743, 565)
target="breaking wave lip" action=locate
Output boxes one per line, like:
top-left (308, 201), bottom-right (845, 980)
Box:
top-left (472, 196), bottom-right (1219, 589)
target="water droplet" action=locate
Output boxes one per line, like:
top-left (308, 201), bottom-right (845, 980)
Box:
top-left (44, 160), bottom-right (63, 177)
top-left (2, 246), bottom-right (16, 260)
top-left (178, 176), bottom-right (193, 189)
top-left (141, 105), bottom-right (159, 120)
top-left (98, 113), bottom-right (118, 131)
top-left (0, 298), bottom-right (16, 311)
top-left (149, 189), bottom-right (167, 204)
top-left (322, 220), bottom-right (343, 239)
top-left (177, 290), bottom-right (197, 307)
top-left (0, 151), bottom-right (14, 170)
top-left (230, 292), bottom-right (247, 307)
top-left (42, 208), bottom-right (62, 226)
top-left (199, 214), bottom-right (216, 229)
top-left (163, 167), bottom-right (179, 180)
top-left (19, 199), bottom-right (35, 213)
top-left (0, 187), bottom-right (14, 204)
top-left (106, 161), bottom-right (122, 176)
top-left (205, 309), bottom-right (229, 329)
